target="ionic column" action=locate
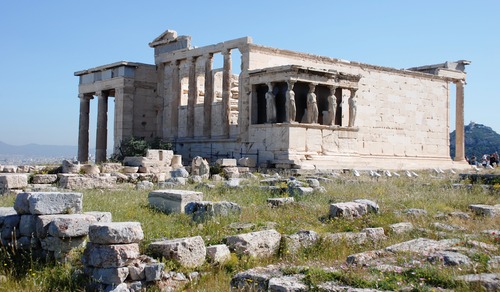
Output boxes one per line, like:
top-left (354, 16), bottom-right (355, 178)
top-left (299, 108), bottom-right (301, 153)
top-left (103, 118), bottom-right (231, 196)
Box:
top-left (95, 91), bottom-right (109, 163)
top-left (454, 80), bottom-right (465, 161)
top-left (203, 54), bottom-right (214, 137)
top-left (171, 61), bottom-right (181, 138)
top-left (77, 93), bottom-right (91, 163)
top-left (187, 57), bottom-right (197, 138)
top-left (222, 49), bottom-right (232, 137)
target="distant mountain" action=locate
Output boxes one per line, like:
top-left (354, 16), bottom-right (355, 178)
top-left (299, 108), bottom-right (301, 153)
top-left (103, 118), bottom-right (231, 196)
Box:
top-left (0, 141), bottom-right (77, 158)
top-left (450, 122), bottom-right (500, 159)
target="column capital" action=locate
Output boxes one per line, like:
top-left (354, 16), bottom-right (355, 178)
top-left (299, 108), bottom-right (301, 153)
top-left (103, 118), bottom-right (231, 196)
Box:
top-left (221, 48), bottom-right (232, 56)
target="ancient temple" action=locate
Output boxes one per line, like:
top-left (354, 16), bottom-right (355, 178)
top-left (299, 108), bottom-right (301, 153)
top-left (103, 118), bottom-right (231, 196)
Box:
top-left (75, 29), bottom-right (470, 170)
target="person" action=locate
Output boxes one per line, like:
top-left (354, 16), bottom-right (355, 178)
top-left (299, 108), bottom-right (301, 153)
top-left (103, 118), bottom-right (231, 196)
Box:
top-left (470, 155), bottom-right (477, 166)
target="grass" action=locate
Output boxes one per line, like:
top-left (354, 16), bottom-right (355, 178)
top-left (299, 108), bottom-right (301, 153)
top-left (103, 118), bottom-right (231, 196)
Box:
top-left (1, 170), bottom-right (500, 290)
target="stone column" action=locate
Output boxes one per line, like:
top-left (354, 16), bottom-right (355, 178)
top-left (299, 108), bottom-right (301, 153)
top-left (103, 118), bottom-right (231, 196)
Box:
top-left (341, 88), bottom-right (350, 127)
top-left (95, 91), bottom-right (109, 163)
top-left (454, 80), bottom-right (465, 161)
top-left (222, 49), bottom-right (232, 138)
top-left (114, 87), bottom-right (134, 151)
top-left (171, 61), bottom-right (181, 138)
top-left (203, 54), bottom-right (214, 138)
top-left (77, 93), bottom-right (91, 163)
top-left (238, 47), bottom-right (251, 142)
top-left (286, 80), bottom-right (296, 123)
top-left (187, 57), bottom-right (197, 138)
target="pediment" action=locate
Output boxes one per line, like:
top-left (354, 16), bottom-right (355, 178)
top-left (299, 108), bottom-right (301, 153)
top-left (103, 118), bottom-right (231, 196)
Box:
top-left (149, 29), bottom-right (178, 48)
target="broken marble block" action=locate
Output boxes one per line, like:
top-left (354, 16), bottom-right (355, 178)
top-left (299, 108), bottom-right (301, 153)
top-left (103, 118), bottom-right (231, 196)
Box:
top-left (226, 229), bottom-right (281, 258)
top-left (206, 244), bottom-right (231, 264)
top-left (329, 202), bottom-right (368, 219)
top-left (89, 222), bottom-right (144, 244)
top-left (82, 243), bottom-right (140, 268)
top-left (184, 201), bottom-right (241, 221)
top-left (14, 192), bottom-right (83, 215)
top-left (47, 214), bottom-right (97, 237)
top-left (148, 189), bottom-right (203, 214)
top-left (148, 236), bottom-right (206, 268)
top-left (0, 174), bottom-right (28, 190)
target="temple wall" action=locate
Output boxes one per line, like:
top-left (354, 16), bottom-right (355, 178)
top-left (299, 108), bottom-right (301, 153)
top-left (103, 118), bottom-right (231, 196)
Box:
top-left (247, 46), bottom-right (451, 162)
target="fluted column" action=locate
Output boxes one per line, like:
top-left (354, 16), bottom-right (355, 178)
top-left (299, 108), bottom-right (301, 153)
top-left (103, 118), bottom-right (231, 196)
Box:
top-left (203, 54), bottom-right (214, 137)
top-left (77, 93), bottom-right (91, 163)
top-left (187, 57), bottom-right (197, 138)
top-left (171, 61), bottom-right (181, 138)
top-left (95, 91), bottom-right (109, 163)
top-left (454, 80), bottom-right (465, 161)
top-left (222, 49), bottom-right (232, 137)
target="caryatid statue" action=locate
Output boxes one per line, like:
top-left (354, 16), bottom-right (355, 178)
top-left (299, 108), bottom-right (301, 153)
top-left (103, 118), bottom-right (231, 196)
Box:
top-left (348, 89), bottom-right (358, 127)
top-left (327, 85), bottom-right (337, 126)
top-left (307, 83), bottom-right (318, 124)
top-left (286, 80), bottom-right (296, 123)
top-left (265, 82), bottom-right (277, 123)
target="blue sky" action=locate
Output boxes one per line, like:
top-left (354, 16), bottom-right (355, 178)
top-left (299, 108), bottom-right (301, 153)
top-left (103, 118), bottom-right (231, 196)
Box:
top-left (0, 1), bottom-right (498, 146)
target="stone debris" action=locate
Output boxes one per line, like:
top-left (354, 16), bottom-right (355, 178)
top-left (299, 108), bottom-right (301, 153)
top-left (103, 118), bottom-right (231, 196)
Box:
top-left (427, 250), bottom-right (472, 266)
top-left (388, 222), bottom-right (414, 234)
top-left (58, 174), bottom-right (117, 189)
top-left (268, 275), bottom-right (307, 291)
top-left (469, 204), bottom-right (500, 217)
top-left (206, 244), bottom-right (231, 264)
top-left (89, 222), bottom-right (144, 244)
top-left (267, 197), bottom-right (295, 207)
top-left (148, 189), bottom-right (203, 214)
top-left (148, 236), bottom-right (206, 268)
top-left (31, 174), bottom-right (58, 184)
top-left (191, 156), bottom-right (210, 179)
top-left (226, 229), bottom-right (281, 257)
top-left (285, 230), bottom-right (320, 253)
top-left (0, 174), bottom-right (28, 193)
top-left (184, 201), bottom-right (241, 221)
top-left (230, 265), bottom-right (283, 291)
top-left (455, 273), bottom-right (500, 291)
top-left (14, 192), bottom-right (83, 215)
top-left (329, 202), bottom-right (368, 219)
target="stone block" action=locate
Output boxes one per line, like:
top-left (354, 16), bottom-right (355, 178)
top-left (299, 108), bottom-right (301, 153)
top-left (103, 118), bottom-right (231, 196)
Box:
top-left (128, 262), bottom-right (145, 281)
top-left (62, 160), bottom-right (80, 174)
top-left (469, 204), bottom-right (500, 217)
top-left (216, 158), bottom-right (237, 167)
top-left (89, 222), bottom-right (144, 244)
top-left (285, 230), bottom-right (319, 253)
top-left (58, 175), bottom-right (117, 189)
top-left (144, 263), bottom-right (164, 282)
top-left (171, 167), bottom-right (189, 178)
top-left (191, 156), bottom-right (210, 179)
top-left (148, 189), bottom-right (203, 214)
top-left (0, 207), bottom-right (17, 226)
top-left (288, 186), bottom-right (314, 196)
top-left (85, 211), bottom-right (112, 223)
top-left (1, 214), bottom-right (20, 239)
top-left (19, 215), bottom-right (36, 237)
top-left (362, 227), bottom-right (386, 240)
top-left (100, 163), bottom-right (123, 173)
top-left (82, 242), bottom-right (140, 268)
top-left (80, 164), bottom-right (100, 175)
top-left (16, 236), bottom-right (40, 250)
top-left (226, 229), bottom-right (281, 258)
top-left (184, 201), bottom-right (241, 221)
top-left (268, 275), bottom-right (307, 291)
top-left (329, 202), bottom-right (368, 219)
top-left (206, 244), bottom-right (231, 264)
top-left (31, 174), bottom-right (58, 184)
top-left (88, 267), bottom-right (129, 285)
top-left (2, 165), bottom-right (17, 173)
top-left (47, 214), bottom-right (97, 237)
top-left (389, 222), bottom-right (414, 234)
top-left (16, 192), bottom-right (83, 215)
top-left (230, 266), bottom-right (283, 291)
top-left (41, 235), bottom-right (87, 252)
top-left (148, 236), bottom-right (206, 268)
top-left (238, 157), bottom-right (257, 168)
top-left (267, 197), bottom-right (295, 207)
top-left (35, 215), bottom-right (58, 238)
top-left (223, 167), bottom-right (239, 179)
top-left (354, 199), bottom-right (380, 214)
top-left (0, 174), bottom-right (28, 189)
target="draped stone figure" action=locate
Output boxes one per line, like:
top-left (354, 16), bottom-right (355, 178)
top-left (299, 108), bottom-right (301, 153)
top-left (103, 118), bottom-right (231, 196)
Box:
top-left (286, 80), bottom-right (296, 123)
top-left (348, 89), bottom-right (358, 127)
top-left (266, 82), bottom-right (277, 123)
top-left (307, 83), bottom-right (318, 124)
top-left (328, 85), bottom-right (337, 126)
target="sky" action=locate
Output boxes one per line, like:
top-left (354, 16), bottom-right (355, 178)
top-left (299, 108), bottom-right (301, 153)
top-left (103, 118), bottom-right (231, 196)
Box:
top-left (0, 0), bottom-right (499, 146)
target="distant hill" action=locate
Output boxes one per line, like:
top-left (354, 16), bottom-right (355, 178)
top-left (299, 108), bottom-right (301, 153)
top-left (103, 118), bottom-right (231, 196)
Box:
top-left (0, 141), bottom-right (77, 158)
top-left (450, 122), bottom-right (500, 159)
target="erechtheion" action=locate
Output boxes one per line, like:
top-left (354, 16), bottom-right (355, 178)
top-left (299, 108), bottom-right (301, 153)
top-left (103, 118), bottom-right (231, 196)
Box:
top-left (75, 29), bottom-right (470, 170)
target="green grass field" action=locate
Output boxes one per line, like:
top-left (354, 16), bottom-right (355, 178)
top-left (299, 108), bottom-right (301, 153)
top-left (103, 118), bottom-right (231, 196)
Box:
top-left (1, 171), bottom-right (499, 291)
